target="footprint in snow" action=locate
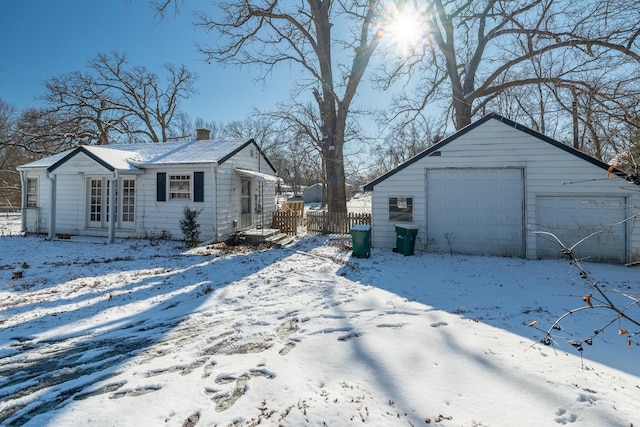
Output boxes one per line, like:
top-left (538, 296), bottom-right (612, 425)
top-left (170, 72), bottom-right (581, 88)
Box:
top-left (430, 321), bottom-right (449, 328)
top-left (207, 369), bottom-right (276, 412)
top-left (338, 331), bottom-right (363, 341)
top-left (554, 407), bottom-right (577, 424)
top-left (109, 385), bottom-right (161, 399)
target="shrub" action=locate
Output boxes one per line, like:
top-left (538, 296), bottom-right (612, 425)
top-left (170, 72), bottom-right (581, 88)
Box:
top-left (180, 207), bottom-right (202, 247)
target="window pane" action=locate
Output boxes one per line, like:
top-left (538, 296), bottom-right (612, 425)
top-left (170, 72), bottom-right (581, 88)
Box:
top-left (90, 180), bottom-right (102, 222)
top-left (389, 197), bottom-right (413, 221)
top-left (169, 175), bottom-right (191, 200)
top-left (122, 179), bottom-right (135, 222)
top-left (26, 178), bottom-right (38, 208)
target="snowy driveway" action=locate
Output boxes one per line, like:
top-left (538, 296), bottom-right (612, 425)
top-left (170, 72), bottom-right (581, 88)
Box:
top-left (1, 232), bottom-right (639, 426)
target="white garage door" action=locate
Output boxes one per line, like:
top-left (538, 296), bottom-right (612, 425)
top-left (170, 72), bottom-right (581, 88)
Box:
top-left (536, 196), bottom-right (626, 263)
top-left (426, 168), bottom-right (524, 257)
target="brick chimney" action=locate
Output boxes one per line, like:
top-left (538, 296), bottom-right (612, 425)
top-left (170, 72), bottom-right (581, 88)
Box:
top-left (196, 128), bottom-right (211, 141)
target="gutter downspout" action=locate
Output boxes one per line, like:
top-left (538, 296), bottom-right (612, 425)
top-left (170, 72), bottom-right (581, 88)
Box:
top-left (211, 164), bottom-right (218, 242)
top-left (45, 171), bottom-right (56, 240)
top-left (108, 171), bottom-right (119, 243)
top-left (19, 171), bottom-right (26, 232)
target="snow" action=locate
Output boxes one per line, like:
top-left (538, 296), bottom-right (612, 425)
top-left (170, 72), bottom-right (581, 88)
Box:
top-left (350, 224), bottom-right (371, 231)
top-left (18, 139), bottom-right (251, 170)
top-left (394, 223), bottom-right (419, 229)
top-left (0, 213), bottom-right (638, 426)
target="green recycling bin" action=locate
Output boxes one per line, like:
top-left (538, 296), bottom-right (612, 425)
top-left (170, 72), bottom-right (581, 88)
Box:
top-left (395, 223), bottom-right (419, 256)
top-left (351, 225), bottom-right (371, 258)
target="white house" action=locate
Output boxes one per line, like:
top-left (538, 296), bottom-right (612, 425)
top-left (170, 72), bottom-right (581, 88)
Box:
top-left (17, 132), bottom-right (281, 243)
top-left (303, 183), bottom-right (324, 203)
top-left (364, 114), bottom-right (640, 264)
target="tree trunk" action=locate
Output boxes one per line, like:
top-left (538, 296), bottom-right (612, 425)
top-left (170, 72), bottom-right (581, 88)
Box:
top-left (324, 134), bottom-right (347, 215)
top-left (453, 94), bottom-right (473, 130)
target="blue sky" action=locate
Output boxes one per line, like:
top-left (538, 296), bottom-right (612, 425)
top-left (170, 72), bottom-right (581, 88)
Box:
top-left (0, 0), bottom-right (296, 124)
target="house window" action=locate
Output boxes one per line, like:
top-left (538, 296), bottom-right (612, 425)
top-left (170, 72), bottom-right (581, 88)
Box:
top-left (389, 197), bottom-right (413, 221)
top-left (26, 178), bottom-right (38, 208)
top-left (122, 179), bottom-right (135, 222)
top-left (90, 179), bottom-right (103, 222)
top-left (169, 175), bottom-right (191, 199)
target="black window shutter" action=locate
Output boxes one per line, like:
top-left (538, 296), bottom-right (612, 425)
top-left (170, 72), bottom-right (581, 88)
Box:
top-left (194, 171), bottom-right (204, 202)
top-left (157, 172), bottom-right (166, 201)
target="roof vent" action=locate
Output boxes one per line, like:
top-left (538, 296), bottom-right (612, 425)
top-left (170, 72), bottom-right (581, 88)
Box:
top-left (196, 128), bottom-right (211, 141)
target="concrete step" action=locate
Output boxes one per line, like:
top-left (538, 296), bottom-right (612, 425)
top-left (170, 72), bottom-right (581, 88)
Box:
top-left (265, 232), bottom-right (296, 246)
top-left (241, 228), bottom-right (282, 244)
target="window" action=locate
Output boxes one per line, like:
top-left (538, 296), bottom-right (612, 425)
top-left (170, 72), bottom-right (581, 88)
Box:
top-left (90, 179), bottom-right (102, 222)
top-left (122, 179), bottom-right (135, 222)
top-left (169, 175), bottom-right (191, 199)
top-left (26, 178), bottom-right (38, 208)
top-left (389, 197), bottom-right (413, 221)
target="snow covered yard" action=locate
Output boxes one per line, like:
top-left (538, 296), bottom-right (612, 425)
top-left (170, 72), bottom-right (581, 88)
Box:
top-left (0, 217), bottom-right (638, 426)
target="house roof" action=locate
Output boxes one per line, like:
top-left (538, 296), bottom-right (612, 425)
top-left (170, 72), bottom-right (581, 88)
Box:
top-left (18, 138), bottom-right (278, 174)
top-left (363, 113), bottom-right (632, 191)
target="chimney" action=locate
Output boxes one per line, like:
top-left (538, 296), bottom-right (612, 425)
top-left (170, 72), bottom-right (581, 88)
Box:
top-left (196, 128), bottom-right (211, 141)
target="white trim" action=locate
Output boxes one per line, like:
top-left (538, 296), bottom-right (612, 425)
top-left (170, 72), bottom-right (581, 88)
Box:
top-left (235, 168), bottom-right (282, 184)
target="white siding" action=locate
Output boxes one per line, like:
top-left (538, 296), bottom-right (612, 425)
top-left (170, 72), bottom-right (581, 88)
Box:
top-left (370, 163), bottom-right (427, 250)
top-left (139, 143), bottom-right (278, 243)
top-left (214, 144), bottom-right (278, 240)
top-left (136, 167), bottom-right (213, 241)
top-left (20, 141), bottom-right (280, 243)
top-left (369, 118), bottom-right (640, 263)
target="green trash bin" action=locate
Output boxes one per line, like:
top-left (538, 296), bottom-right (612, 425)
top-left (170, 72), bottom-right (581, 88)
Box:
top-left (395, 223), bottom-right (419, 256)
top-left (351, 225), bottom-right (371, 258)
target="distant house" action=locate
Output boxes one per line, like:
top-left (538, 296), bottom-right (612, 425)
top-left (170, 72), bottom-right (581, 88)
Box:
top-left (364, 113), bottom-right (640, 264)
top-left (17, 131), bottom-right (281, 243)
top-left (303, 183), bottom-right (325, 203)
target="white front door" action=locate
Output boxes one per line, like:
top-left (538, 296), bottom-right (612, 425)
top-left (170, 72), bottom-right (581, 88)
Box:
top-left (87, 178), bottom-right (124, 229)
top-left (88, 178), bottom-right (106, 228)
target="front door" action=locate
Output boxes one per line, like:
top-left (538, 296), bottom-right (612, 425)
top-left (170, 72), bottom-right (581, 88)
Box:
top-left (87, 178), bottom-right (135, 229)
top-left (88, 178), bottom-right (106, 228)
top-left (240, 177), bottom-right (252, 228)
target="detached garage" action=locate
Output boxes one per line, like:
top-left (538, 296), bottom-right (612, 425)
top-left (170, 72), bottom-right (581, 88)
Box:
top-left (364, 113), bottom-right (640, 264)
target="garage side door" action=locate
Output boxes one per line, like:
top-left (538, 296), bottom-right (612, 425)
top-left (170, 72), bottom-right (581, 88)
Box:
top-left (426, 168), bottom-right (524, 257)
top-left (536, 196), bottom-right (626, 263)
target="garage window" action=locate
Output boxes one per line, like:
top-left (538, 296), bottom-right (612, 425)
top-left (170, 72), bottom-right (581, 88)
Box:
top-left (389, 197), bottom-right (413, 221)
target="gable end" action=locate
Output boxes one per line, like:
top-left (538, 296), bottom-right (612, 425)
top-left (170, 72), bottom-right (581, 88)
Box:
top-left (219, 138), bottom-right (278, 174)
top-left (48, 146), bottom-right (115, 173)
top-left (364, 113), bottom-right (630, 191)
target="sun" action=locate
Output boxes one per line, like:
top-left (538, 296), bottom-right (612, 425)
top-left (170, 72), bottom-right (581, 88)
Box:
top-left (382, 3), bottom-right (425, 55)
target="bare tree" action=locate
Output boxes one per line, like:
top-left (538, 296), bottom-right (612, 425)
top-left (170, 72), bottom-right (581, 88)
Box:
top-left (154, 1), bottom-right (386, 214)
top-left (531, 229), bottom-right (640, 357)
top-left (192, 117), bottom-right (227, 141)
top-left (370, 116), bottom-right (444, 176)
top-left (0, 101), bottom-right (79, 205)
top-left (225, 115), bottom-right (281, 154)
top-left (41, 51), bottom-right (197, 144)
top-left (0, 99), bottom-right (20, 206)
top-left (11, 108), bottom-right (79, 155)
top-left (383, 0), bottom-right (640, 131)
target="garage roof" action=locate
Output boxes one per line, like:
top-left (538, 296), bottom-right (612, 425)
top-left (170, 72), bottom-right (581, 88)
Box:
top-left (364, 113), bottom-right (633, 191)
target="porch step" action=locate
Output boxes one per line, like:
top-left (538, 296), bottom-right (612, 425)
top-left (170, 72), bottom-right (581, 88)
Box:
top-left (240, 228), bottom-right (283, 244)
top-left (266, 232), bottom-right (296, 246)
top-left (239, 228), bottom-right (296, 246)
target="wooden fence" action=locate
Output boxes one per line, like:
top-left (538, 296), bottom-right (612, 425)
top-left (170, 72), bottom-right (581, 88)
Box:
top-left (306, 211), bottom-right (372, 235)
top-left (271, 211), bottom-right (302, 236)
